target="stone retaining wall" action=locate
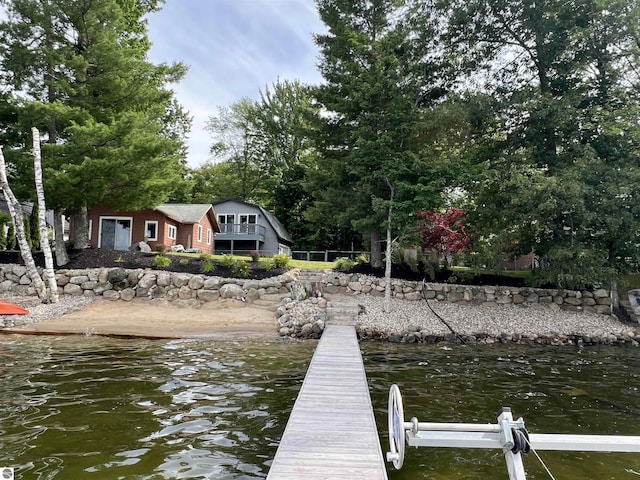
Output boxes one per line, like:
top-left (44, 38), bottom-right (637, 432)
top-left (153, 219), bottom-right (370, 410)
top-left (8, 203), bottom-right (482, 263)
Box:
top-left (0, 264), bottom-right (296, 305)
top-left (322, 273), bottom-right (612, 315)
top-left (0, 265), bottom-right (623, 345)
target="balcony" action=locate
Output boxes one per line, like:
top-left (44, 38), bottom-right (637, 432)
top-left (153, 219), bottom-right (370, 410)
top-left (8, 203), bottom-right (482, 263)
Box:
top-left (215, 223), bottom-right (266, 242)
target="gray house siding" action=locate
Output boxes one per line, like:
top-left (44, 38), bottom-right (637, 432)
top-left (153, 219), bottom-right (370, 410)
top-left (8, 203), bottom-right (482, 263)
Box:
top-left (213, 200), bottom-right (292, 256)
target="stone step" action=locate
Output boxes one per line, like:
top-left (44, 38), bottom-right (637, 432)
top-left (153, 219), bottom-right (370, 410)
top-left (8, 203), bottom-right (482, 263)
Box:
top-left (326, 300), bottom-right (359, 326)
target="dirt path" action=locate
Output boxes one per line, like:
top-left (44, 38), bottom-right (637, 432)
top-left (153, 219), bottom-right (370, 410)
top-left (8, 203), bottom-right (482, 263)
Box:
top-left (7, 298), bottom-right (278, 340)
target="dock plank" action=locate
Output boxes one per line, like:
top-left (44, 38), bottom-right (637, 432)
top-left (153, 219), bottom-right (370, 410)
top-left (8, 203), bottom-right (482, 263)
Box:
top-left (267, 325), bottom-right (388, 479)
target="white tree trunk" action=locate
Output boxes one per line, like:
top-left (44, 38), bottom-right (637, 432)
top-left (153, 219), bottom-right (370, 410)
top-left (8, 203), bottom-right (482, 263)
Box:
top-left (53, 209), bottom-right (68, 266)
top-left (384, 178), bottom-right (395, 314)
top-left (32, 128), bottom-right (58, 303)
top-left (0, 146), bottom-right (47, 300)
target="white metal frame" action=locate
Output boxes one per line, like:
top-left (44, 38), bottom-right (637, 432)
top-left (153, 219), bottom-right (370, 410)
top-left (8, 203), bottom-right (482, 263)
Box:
top-left (386, 384), bottom-right (640, 480)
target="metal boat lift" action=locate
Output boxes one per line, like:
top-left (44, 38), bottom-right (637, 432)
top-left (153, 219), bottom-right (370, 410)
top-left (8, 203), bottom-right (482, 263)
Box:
top-left (386, 384), bottom-right (640, 480)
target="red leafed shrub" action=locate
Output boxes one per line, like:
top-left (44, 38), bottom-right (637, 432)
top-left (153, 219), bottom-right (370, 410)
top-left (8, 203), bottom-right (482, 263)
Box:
top-left (416, 208), bottom-right (469, 257)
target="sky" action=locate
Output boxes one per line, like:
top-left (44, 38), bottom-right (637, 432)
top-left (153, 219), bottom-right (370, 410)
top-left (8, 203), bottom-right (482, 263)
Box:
top-left (146, 0), bottom-right (326, 168)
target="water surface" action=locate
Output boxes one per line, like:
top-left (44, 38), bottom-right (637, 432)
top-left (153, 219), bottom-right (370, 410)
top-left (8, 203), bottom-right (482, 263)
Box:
top-left (1, 336), bottom-right (639, 479)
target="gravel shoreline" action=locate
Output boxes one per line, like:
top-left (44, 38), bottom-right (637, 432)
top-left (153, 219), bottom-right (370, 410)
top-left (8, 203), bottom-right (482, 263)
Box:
top-left (0, 295), bottom-right (95, 329)
top-left (355, 295), bottom-right (639, 345)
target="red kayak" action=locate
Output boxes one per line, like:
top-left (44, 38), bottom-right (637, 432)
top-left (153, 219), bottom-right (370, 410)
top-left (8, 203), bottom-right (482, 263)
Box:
top-left (0, 300), bottom-right (28, 315)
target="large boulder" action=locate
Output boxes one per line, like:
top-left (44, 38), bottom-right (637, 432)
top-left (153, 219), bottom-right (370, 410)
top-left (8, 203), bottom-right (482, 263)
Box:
top-left (220, 283), bottom-right (244, 299)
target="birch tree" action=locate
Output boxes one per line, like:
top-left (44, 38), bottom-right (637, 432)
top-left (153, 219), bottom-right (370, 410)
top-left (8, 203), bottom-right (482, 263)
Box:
top-left (32, 128), bottom-right (57, 303)
top-left (0, 146), bottom-right (47, 301)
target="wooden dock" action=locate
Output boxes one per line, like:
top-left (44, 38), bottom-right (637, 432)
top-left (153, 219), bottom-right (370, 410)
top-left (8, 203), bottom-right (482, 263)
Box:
top-left (267, 325), bottom-right (388, 479)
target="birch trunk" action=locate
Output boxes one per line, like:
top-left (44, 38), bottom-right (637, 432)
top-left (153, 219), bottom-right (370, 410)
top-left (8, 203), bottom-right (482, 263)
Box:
top-left (53, 209), bottom-right (68, 266)
top-left (384, 179), bottom-right (394, 313)
top-left (32, 128), bottom-right (58, 303)
top-left (0, 146), bottom-right (47, 300)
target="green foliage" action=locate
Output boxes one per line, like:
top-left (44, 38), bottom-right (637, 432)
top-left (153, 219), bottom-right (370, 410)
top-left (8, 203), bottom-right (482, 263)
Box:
top-left (0, 0), bottom-right (191, 241)
top-left (200, 259), bottom-right (214, 273)
top-left (271, 253), bottom-right (291, 269)
top-left (6, 222), bottom-right (16, 250)
top-left (219, 254), bottom-right (237, 269)
top-left (232, 260), bottom-right (249, 278)
top-left (335, 258), bottom-right (355, 272)
top-left (0, 221), bottom-right (6, 251)
top-left (260, 258), bottom-right (275, 271)
top-left (29, 205), bottom-right (40, 251)
top-left (153, 255), bottom-right (171, 269)
top-left (355, 254), bottom-right (370, 264)
top-left (198, 253), bottom-right (214, 261)
top-left (23, 216), bottom-right (31, 251)
top-left (178, 258), bottom-right (189, 266)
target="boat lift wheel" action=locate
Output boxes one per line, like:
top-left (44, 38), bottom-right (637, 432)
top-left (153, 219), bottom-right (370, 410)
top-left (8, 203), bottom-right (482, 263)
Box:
top-left (387, 384), bottom-right (406, 470)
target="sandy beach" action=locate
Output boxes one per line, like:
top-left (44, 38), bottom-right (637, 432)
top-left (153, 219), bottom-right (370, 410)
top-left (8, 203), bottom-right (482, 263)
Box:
top-left (1, 296), bottom-right (278, 340)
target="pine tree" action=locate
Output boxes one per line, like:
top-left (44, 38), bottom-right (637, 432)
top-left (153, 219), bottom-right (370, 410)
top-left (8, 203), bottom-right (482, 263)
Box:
top-left (0, 0), bottom-right (191, 250)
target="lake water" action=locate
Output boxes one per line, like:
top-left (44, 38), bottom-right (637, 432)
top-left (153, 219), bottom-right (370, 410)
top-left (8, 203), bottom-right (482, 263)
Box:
top-left (1, 335), bottom-right (639, 479)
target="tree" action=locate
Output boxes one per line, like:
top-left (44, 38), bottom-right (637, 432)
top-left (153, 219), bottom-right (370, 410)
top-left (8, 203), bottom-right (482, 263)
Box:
top-left (0, 0), bottom-right (190, 257)
top-left (416, 208), bottom-right (469, 263)
top-left (439, 0), bottom-right (640, 287)
top-left (311, 0), bottom-right (433, 267)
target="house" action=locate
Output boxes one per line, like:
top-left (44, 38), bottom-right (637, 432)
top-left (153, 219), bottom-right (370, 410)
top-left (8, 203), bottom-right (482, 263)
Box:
top-left (85, 204), bottom-right (219, 253)
top-left (212, 199), bottom-right (293, 256)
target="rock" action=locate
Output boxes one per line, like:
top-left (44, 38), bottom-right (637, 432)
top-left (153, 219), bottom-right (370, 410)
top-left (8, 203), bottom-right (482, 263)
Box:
top-left (220, 283), bottom-right (244, 299)
top-left (203, 277), bottom-right (222, 290)
top-left (188, 276), bottom-right (205, 290)
top-left (103, 290), bottom-right (120, 301)
top-left (129, 241), bottom-right (151, 253)
top-left (107, 268), bottom-right (128, 284)
top-left (93, 282), bottom-right (112, 294)
top-left (172, 273), bottom-right (191, 287)
top-left (138, 273), bottom-right (157, 289)
top-left (63, 283), bottom-right (83, 296)
top-left (197, 290), bottom-right (220, 302)
top-left (157, 272), bottom-right (172, 286)
top-left (120, 288), bottom-right (135, 301)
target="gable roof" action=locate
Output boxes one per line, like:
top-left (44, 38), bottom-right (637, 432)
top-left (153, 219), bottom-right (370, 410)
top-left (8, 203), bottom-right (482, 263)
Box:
top-left (212, 199), bottom-right (293, 245)
top-left (156, 204), bottom-right (219, 231)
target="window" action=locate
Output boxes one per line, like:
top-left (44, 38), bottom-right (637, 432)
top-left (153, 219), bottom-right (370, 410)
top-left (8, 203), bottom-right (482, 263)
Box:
top-left (239, 214), bottom-right (257, 234)
top-left (168, 225), bottom-right (177, 240)
top-left (98, 217), bottom-right (132, 250)
top-left (197, 224), bottom-right (203, 242)
top-left (218, 214), bottom-right (235, 233)
top-left (207, 228), bottom-right (212, 245)
top-left (145, 221), bottom-right (158, 241)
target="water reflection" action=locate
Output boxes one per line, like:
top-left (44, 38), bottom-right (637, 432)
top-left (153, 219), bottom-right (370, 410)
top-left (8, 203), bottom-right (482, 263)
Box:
top-left (1, 336), bottom-right (639, 479)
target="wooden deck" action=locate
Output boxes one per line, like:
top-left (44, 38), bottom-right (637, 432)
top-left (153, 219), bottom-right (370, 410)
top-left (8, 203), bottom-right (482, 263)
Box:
top-left (267, 325), bottom-right (388, 479)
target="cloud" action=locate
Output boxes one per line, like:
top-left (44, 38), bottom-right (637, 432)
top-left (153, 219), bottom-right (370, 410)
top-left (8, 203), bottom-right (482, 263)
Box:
top-left (147, 0), bottom-right (326, 167)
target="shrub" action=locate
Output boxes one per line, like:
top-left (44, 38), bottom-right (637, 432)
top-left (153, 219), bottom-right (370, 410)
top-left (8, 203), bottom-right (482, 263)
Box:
top-left (154, 255), bottom-right (171, 268)
top-left (179, 258), bottom-right (189, 266)
top-left (200, 259), bottom-right (215, 273)
top-left (335, 257), bottom-right (356, 272)
top-left (260, 258), bottom-right (275, 271)
top-left (355, 253), bottom-right (369, 264)
top-left (199, 253), bottom-right (214, 261)
top-left (219, 254), bottom-right (236, 269)
top-left (154, 244), bottom-right (167, 254)
top-left (232, 260), bottom-right (249, 278)
top-left (271, 253), bottom-right (291, 269)
top-left (250, 250), bottom-right (260, 262)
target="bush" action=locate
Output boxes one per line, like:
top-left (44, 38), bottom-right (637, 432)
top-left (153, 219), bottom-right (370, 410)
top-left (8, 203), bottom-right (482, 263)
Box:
top-left (200, 259), bottom-right (215, 273)
top-left (219, 254), bottom-right (236, 269)
top-left (272, 253), bottom-right (290, 269)
top-left (250, 250), bottom-right (260, 262)
top-left (154, 244), bottom-right (167, 254)
top-left (178, 258), bottom-right (189, 266)
top-left (260, 258), bottom-right (275, 271)
top-left (154, 255), bottom-right (171, 268)
top-left (232, 260), bottom-right (249, 278)
top-left (199, 253), bottom-right (214, 261)
top-left (335, 257), bottom-right (356, 272)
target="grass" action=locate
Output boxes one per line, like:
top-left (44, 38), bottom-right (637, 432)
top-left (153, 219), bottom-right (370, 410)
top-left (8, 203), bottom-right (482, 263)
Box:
top-left (166, 252), bottom-right (335, 270)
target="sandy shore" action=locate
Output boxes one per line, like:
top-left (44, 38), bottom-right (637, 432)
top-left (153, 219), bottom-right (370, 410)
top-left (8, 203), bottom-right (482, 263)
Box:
top-left (1, 296), bottom-right (278, 340)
